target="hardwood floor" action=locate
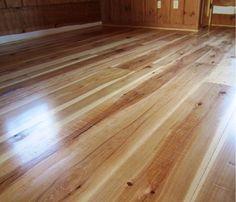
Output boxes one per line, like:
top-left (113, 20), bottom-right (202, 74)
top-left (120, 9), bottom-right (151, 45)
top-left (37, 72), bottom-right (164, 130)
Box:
top-left (0, 26), bottom-right (235, 202)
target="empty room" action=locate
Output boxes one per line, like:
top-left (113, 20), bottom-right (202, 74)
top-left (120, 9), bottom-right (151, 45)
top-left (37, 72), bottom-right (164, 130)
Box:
top-left (0, 0), bottom-right (235, 201)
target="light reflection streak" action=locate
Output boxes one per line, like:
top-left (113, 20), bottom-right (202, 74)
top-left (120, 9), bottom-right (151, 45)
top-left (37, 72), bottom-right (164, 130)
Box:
top-left (5, 103), bottom-right (59, 163)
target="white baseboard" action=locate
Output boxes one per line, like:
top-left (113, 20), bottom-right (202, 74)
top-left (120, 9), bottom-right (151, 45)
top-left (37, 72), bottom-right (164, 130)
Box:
top-left (0, 22), bottom-right (102, 45)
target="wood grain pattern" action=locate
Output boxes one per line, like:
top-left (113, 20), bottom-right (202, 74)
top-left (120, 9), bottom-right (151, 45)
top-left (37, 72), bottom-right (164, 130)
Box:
top-left (193, 108), bottom-right (235, 202)
top-left (102, 0), bottom-right (235, 29)
top-left (200, 0), bottom-right (236, 27)
top-left (0, 0), bottom-right (101, 36)
top-left (0, 26), bottom-right (235, 202)
top-left (101, 0), bottom-right (202, 30)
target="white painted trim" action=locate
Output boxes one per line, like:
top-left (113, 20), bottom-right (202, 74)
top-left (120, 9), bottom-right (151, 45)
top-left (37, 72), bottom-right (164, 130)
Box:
top-left (213, 6), bottom-right (236, 14)
top-left (0, 22), bottom-right (102, 45)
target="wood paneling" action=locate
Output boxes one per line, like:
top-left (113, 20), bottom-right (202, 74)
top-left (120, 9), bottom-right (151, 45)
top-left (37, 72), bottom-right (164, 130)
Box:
top-left (5, 0), bottom-right (21, 8)
top-left (110, 0), bottom-right (120, 24)
top-left (101, 0), bottom-right (202, 30)
top-left (101, 0), bottom-right (235, 29)
top-left (0, 0), bottom-right (101, 36)
top-left (0, 26), bottom-right (235, 201)
top-left (212, 0), bottom-right (236, 27)
top-left (157, 0), bottom-right (171, 25)
top-left (120, 0), bottom-right (131, 24)
top-left (0, 8), bottom-right (23, 35)
top-left (144, 0), bottom-right (157, 25)
top-left (200, 0), bottom-right (236, 27)
top-left (0, 0), bottom-right (5, 8)
top-left (214, 0), bottom-right (235, 6)
top-left (131, 0), bottom-right (145, 25)
top-left (170, 0), bottom-right (185, 25)
top-left (212, 14), bottom-right (235, 26)
top-left (183, 0), bottom-right (200, 26)
top-left (100, 0), bottom-right (111, 23)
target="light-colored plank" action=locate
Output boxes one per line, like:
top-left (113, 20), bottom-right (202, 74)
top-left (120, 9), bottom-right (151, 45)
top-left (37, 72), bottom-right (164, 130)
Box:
top-left (192, 109), bottom-right (236, 202)
top-left (0, 26), bottom-right (234, 202)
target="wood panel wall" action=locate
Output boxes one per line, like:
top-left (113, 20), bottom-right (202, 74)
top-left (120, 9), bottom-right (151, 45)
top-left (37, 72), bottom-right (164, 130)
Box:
top-left (101, 0), bottom-right (202, 30)
top-left (212, 0), bottom-right (235, 26)
top-left (212, 14), bottom-right (235, 26)
top-left (201, 0), bottom-right (235, 27)
top-left (0, 0), bottom-right (101, 36)
top-left (101, 0), bottom-right (235, 30)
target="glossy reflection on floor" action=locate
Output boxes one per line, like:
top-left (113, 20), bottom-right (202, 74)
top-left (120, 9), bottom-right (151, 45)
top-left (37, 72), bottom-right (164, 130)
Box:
top-left (3, 102), bottom-right (59, 164)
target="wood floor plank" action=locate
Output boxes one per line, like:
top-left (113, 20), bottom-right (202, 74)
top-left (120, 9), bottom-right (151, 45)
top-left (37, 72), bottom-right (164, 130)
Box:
top-left (0, 26), bottom-right (234, 202)
top-left (0, 30), bottom-right (179, 90)
top-left (193, 110), bottom-right (235, 202)
top-left (0, 56), bottom-right (215, 202)
top-left (0, 43), bottom-right (212, 142)
top-left (67, 83), bottom-right (235, 202)
top-left (0, 30), bottom-right (208, 109)
top-left (0, 28), bottom-right (139, 70)
top-left (207, 46), bottom-right (236, 87)
top-left (0, 29), bottom-right (148, 82)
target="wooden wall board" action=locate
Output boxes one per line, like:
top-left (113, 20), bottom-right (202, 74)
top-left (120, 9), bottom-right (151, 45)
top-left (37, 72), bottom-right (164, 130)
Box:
top-left (110, 0), bottom-right (121, 24)
top-left (100, 0), bottom-right (111, 24)
top-left (157, 0), bottom-right (171, 25)
top-left (214, 0), bottom-right (236, 6)
top-left (183, 0), bottom-right (201, 26)
top-left (101, 0), bottom-right (235, 30)
top-left (144, 0), bottom-right (157, 26)
top-left (21, 0), bottom-right (100, 7)
top-left (0, 0), bottom-right (101, 36)
top-left (0, 8), bottom-right (23, 36)
top-left (200, 0), bottom-right (236, 27)
top-left (131, 0), bottom-right (145, 25)
top-left (5, 0), bottom-right (22, 8)
top-left (0, 0), bottom-right (5, 8)
top-left (212, 14), bottom-right (235, 26)
top-left (170, 0), bottom-right (185, 25)
top-left (120, 0), bottom-right (132, 25)
top-left (101, 0), bottom-right (202, 29)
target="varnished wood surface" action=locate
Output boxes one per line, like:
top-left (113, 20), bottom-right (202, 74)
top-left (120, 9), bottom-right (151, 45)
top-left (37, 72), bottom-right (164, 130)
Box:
top-left (0, 0), bottom-right (100, 36)
top-left (101, 0), bottom-right (202, 30)
top-left (0, 26), bottom-right (235, 202)
top-left (101, 0), bottom-right (236, 29)
top-left (201, 0), bottom-right (236, 27)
